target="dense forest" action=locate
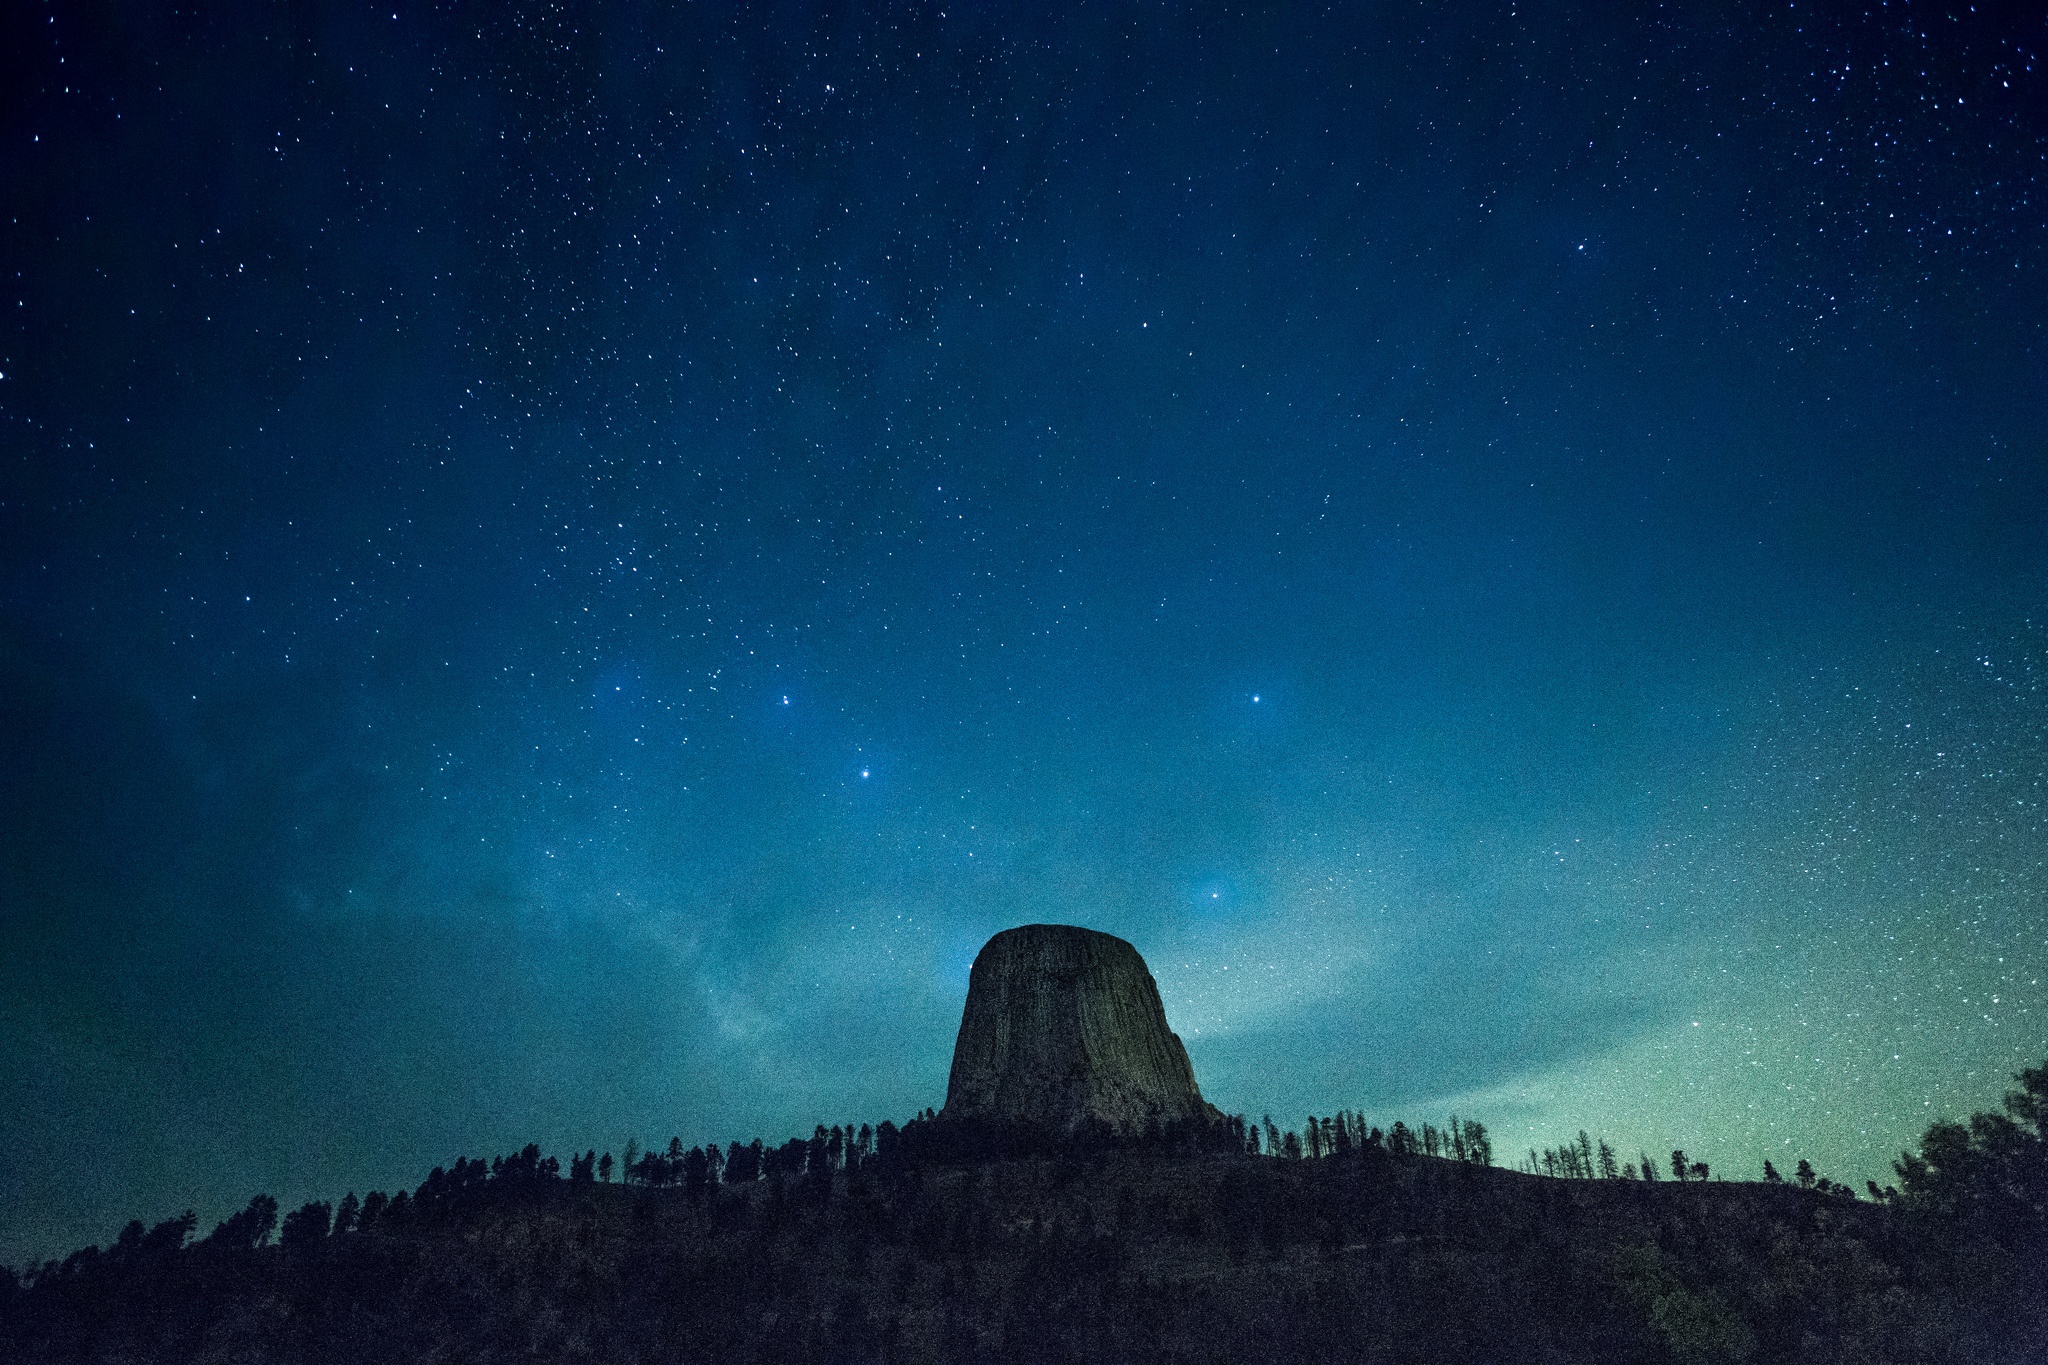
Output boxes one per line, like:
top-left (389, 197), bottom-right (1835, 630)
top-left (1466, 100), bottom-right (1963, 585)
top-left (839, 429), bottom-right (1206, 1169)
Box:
top-left (3, 1063), bottom-right (2043, 1364)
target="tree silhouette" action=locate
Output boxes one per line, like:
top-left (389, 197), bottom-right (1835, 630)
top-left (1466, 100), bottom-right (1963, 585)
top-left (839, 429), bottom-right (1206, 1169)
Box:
top-left (279, 1201), bottom-right (331, 1250)
top-left (766, 1137), bottom-right (807, 1178)
top-left (1893, 1061), bottom-right (2048, 1252)
top-left (725, 1139), bottom-right (761, 1184)
top-left (681, 1145), bottom-right (710, 1199)
top-left (207, 1194), bottom-right (279, 1251)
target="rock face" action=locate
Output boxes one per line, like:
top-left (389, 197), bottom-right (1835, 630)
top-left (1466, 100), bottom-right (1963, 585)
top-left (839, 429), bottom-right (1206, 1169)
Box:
top-left (941, 924), bottom-right (1214, 1135)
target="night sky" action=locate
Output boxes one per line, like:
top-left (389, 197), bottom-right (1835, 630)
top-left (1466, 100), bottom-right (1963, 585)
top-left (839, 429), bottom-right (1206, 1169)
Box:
top-left (4, 0), bottom-right (2045, 1267)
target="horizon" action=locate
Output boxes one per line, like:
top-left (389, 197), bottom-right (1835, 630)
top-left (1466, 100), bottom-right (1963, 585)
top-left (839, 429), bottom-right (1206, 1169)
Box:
top-left (5, 1054), bottom-right (1952, 1269)
top-left (3, 0), bottom-right (2044, 1268)
top-left (4, 918), bottom-right (2032, 1267)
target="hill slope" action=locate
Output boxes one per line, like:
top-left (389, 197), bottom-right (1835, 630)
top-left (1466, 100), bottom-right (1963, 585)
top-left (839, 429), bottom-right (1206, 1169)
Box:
top-left (5, 1141), bottom-right (2042, 1365)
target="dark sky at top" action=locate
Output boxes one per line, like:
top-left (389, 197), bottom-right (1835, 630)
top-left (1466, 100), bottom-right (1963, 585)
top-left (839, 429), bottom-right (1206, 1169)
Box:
top-left (2, 0), bottom-right (2044, 1265)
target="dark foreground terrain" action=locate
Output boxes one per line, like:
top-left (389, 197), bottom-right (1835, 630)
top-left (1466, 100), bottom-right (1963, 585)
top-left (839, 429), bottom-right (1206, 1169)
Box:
top-left (5, 1072), bottom-right (2044, 1365)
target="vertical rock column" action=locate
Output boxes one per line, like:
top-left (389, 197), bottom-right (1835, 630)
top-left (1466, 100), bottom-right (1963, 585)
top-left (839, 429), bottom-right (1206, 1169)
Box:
top-left (941, 924), bottom-right (1214, 1135)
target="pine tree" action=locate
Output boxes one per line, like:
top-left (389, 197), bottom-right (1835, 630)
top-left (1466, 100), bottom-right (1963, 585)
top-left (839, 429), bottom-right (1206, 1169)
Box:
top-left (279, 1201), bottom-right (330, 1250)
top-left (208, 1194), bottom-right (279, 1250)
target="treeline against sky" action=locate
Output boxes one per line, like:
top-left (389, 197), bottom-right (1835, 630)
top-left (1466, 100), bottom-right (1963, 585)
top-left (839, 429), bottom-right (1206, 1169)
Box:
top-left (0, 1075), bottom-right (1999, 1285)
top-left (601, 1108), bottom-right (1492, 1201)
top-left (2, 1066), bottom-right (2044, 1363)
top-left (1513, 1130), bottom-right (1873, 1201)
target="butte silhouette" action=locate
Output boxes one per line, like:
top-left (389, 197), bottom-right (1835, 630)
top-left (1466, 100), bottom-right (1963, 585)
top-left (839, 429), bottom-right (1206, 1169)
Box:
top-left (940, 924), bottom-right (1218, 1135)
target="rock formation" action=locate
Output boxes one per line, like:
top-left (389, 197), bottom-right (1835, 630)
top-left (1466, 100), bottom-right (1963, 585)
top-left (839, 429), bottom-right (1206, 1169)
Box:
top-left (941, 924), bottom-right (1216, 1136)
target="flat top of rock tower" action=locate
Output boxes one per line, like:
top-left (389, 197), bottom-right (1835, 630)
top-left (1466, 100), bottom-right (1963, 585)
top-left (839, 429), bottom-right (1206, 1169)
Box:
top-left (976, 923), bottom-right (1138, 953)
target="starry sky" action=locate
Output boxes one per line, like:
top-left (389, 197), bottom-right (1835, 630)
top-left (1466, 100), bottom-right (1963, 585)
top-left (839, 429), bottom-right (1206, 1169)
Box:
top-left (3, 0), bottom-right (2045, 1265)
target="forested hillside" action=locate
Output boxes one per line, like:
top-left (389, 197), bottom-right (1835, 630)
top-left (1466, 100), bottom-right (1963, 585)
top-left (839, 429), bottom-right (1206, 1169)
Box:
top-left (5, 1067), bottom-right (2043, 1364)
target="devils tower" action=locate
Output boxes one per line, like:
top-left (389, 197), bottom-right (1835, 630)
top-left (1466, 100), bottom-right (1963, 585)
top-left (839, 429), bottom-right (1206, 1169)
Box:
top-left (941, 924), bottom-right (1216, 1136)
